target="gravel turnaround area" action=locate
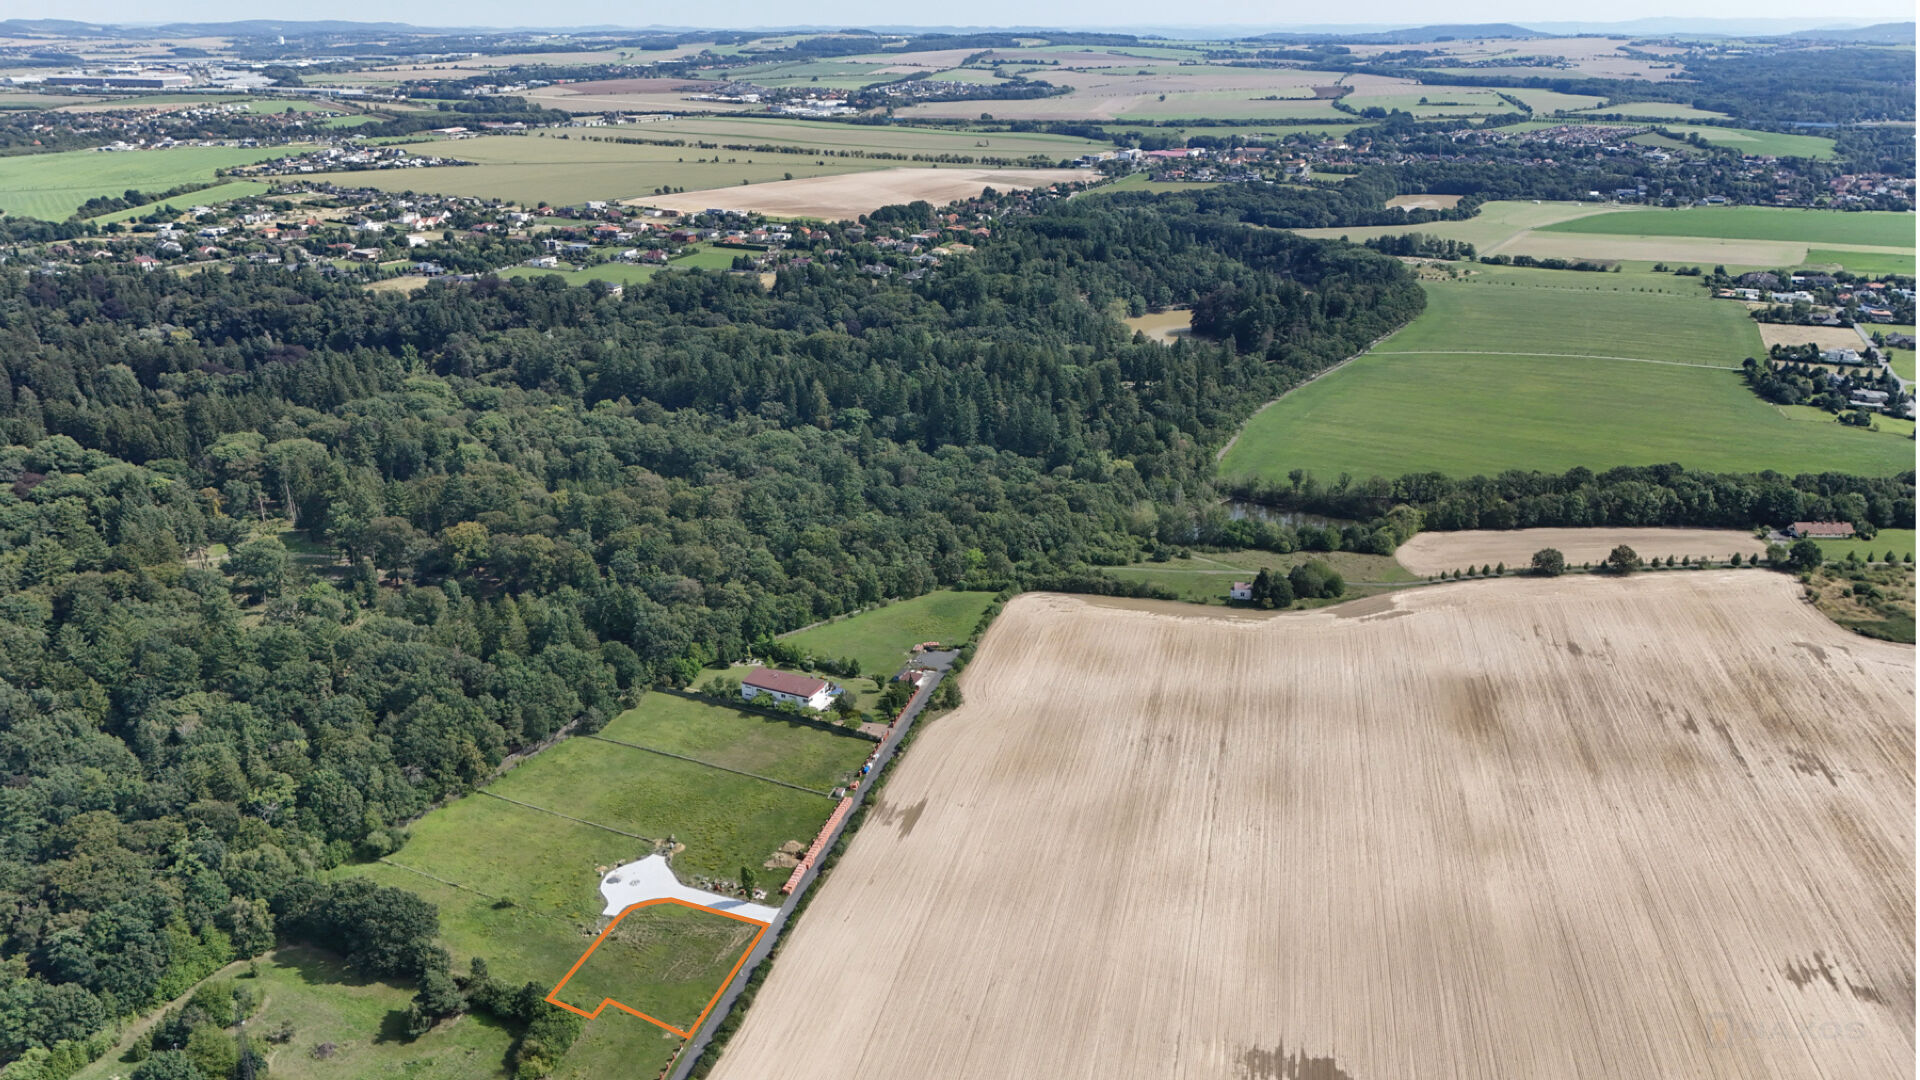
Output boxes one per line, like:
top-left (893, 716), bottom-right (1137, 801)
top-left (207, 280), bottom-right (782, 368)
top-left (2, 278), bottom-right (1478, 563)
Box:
top-left (708, 576), bottom-right (1914, 1080)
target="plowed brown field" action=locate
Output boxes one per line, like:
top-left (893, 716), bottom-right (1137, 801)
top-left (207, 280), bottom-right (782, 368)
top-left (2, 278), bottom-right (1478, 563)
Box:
top-left (710, 575), bottom-right (1914, 1080)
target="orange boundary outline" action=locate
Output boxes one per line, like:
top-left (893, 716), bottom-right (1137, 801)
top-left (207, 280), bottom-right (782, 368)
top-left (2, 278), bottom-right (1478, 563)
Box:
top-left (545, 898), bottom-right (770, 1039)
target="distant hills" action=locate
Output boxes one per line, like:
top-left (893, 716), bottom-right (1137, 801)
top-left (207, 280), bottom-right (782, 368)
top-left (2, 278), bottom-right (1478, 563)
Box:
top-left (0, 16), bottom-right (1911, 45)
top-left (1784, 21), bottom-right (1915, 43)
top-left (1250, 23), bottom-right (1539, 44)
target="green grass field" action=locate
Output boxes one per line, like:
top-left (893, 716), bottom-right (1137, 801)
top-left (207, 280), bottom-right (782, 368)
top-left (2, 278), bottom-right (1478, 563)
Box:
top-left (0, 144), bottom-right (292, 220)
top-left (73, 948), bottom-right (517, 1080)
top-left (1293, 199), bottom-right (1627, 249)
top-left (620, 117), bottom-right (1105, 159)
top-left (1218, 266), bottom-right (1914, 482)
top-left (781, 589), bottom-right (997, 675)
top-left (1497, 87), bottom-right (1607, 112)
top-left (597, 692), bottom-right (872, 791)
top-left (399, 736), bottom-right (835, 893)
top-left (1491, 118), bottom-right (1834, 158)
top-left (1801, 248), bottom-right (1916, 278)
top-left (1539, 207), bottom-right (1911, 247)
top-left (88, 179), bottom-right (272, 223)
top-left (1106, 549), bottom-right (1417, 603)
top-left (303, 134), bottom-right (907, 207)
top-left (1659, 125), bottom-right (1838, 160)
top-left (325, 692), bottom-right (858, 1076)
top-left (1089, 173), bottom-right (1222, 195)
top-left (1570, 102), bottom-right (1731, 121)
top-left (1871, 324), bottom-right (1915, 382)
top-left (1816, 528), bottom-right (1917, 563)
top-left (549, 902), bottom-right (757, 1031)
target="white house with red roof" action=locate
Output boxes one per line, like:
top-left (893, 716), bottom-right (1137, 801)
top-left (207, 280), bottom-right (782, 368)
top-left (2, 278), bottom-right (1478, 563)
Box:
top-left (740, 667), bottom-right (834, 711)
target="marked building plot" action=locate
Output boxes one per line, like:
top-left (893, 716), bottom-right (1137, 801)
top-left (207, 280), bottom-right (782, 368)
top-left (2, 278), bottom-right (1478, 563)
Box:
top-left (710, 580), bottom-right (1914, 1080)
top-left (548, 897), bottom-right (767, 1037)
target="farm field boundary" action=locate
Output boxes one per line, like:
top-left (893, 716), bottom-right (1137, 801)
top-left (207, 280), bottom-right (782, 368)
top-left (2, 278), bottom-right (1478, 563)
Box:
top-left (548, 899), bottom-right (769, 1037)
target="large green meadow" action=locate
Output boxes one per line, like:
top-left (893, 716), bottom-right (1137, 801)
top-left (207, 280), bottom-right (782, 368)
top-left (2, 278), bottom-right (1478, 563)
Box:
top-left (1218, 265), bottom-right (1914, 482)
top-left (305, 133), bottom-right (906, 206)
top-left (0, 144), bottom-right (292, 220)
top-left (87, 179), bottom-right (273, 223)
top-left (630, 116), bottom-right (1105, 160)
top-left (1816, 528), bottom-right (1918, 563)
top-left (1539, 207), bottom-right (1912, 247)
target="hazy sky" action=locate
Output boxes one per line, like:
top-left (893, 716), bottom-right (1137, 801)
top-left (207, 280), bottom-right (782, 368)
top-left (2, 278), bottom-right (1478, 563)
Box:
top-left (16, 0), bottom-right (1913, 30)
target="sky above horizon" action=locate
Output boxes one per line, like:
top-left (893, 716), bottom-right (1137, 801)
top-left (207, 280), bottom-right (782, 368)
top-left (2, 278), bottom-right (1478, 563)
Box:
top-left (10, 2), bottom-right (1913, 31)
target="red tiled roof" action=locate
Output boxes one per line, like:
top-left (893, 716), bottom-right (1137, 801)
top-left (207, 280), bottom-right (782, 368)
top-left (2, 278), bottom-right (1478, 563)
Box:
top-left (1793, 521), bottom-right (1855, 538)
top-left (742, 667), bottom-right (829, 697)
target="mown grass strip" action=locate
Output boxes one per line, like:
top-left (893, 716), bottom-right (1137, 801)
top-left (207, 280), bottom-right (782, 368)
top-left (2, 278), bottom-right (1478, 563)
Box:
top-left (585, 733), bottom-right (836, 799)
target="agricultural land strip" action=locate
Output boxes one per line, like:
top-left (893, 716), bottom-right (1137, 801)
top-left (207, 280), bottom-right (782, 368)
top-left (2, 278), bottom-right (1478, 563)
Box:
top-left (1217, 266), bottom-right (1915, 481)
top-left (1394, 528), bottom-right (1768, 575)
top-left (627, 167), bottom-right (1085, 221)
top-left (707, 580), bottom-right (1915, 1080)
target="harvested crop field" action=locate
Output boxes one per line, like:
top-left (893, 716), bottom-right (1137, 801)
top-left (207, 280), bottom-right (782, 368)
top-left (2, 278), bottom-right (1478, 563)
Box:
top-left (1384, 193), bottom-right (1463, 210)
top-left (711, 578), bottom-right (1914, 1080)
top-left (1394, 527), bottom-right (1768, 575)
top-left (1757, 323), bottom-right (1874, 352)
top-left (626, 167), bottom-right (1084, 220)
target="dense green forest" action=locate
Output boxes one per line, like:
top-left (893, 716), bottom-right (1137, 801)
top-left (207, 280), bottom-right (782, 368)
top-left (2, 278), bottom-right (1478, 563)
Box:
top-left (0, 193), bottom-right (1423, 1078)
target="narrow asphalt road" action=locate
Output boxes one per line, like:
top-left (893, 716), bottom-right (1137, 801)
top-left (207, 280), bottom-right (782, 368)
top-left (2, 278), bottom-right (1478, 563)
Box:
top-left (1854, 322), bottom-right (1911, 394)
top-left (667, 649), bottom-right (959, 1079)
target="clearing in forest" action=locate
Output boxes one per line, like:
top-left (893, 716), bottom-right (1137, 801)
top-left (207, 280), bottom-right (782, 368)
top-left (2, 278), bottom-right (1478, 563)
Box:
top-left (1538, 206), bottom-right (1911, 247)
top-left (780, 589), bottom-right (997, 677)
top-left (710, 579), bottom-right (1914, 1080)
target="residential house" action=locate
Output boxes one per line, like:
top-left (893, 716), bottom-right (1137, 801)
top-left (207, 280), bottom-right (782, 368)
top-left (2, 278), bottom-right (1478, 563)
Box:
top-left (740, 668), bottom-right (834, 711)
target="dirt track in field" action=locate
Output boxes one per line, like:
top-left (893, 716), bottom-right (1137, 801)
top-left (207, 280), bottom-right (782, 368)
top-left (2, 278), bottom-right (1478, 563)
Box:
top-left (709, 576), bottom-right (1914, 1080)
top-left (1395, 527), bottom-right (1769, 575)
top-left (626, 167), bottom-right (1083, 221)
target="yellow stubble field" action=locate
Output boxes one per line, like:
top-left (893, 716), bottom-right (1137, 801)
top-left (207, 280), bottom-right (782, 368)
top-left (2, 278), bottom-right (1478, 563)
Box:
top-left (711, 575), bottom-right (1913, 1080)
